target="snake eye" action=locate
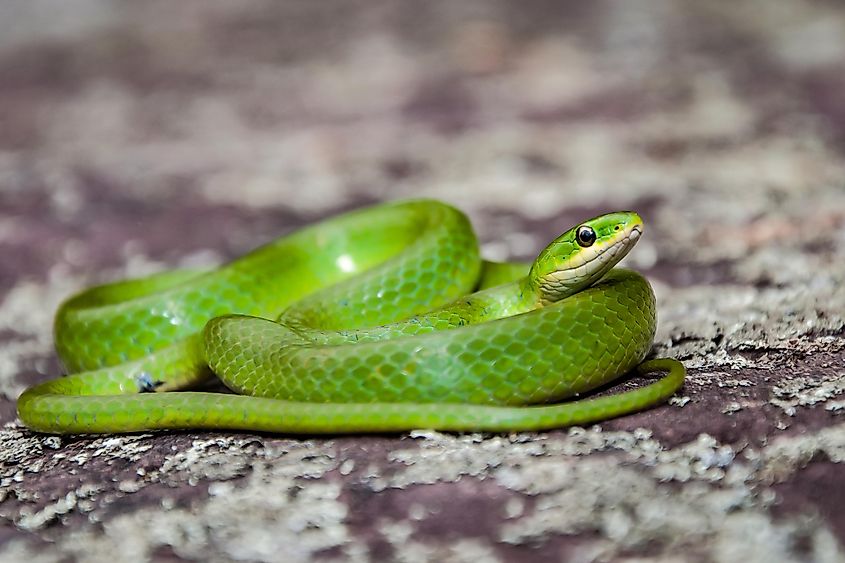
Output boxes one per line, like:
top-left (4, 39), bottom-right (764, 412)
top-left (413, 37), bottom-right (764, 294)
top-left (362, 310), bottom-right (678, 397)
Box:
top-left (575, 225), bottom-right (596, 247)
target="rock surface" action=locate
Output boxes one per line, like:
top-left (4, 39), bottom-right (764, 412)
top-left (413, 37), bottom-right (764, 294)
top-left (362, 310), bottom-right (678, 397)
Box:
top-left (1, 1), bottom-right (844, 561)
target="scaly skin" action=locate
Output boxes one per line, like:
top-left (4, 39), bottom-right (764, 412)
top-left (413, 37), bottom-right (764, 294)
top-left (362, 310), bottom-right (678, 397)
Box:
top-left (17, 199), bottom-right (685, 434)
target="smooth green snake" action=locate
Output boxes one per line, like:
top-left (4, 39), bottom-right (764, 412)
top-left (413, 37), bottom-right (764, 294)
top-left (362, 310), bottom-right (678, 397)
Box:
top-left (17, 199), bottom-right (684, 434)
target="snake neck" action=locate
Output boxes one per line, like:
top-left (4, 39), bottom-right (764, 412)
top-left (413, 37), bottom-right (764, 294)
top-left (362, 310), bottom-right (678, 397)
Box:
top-left (286, 279), bottom-right (538, 347)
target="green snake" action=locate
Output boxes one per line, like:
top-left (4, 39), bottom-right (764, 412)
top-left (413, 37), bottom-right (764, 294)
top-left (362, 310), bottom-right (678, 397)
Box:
top-left (17, 199), bottom-right (684, 434)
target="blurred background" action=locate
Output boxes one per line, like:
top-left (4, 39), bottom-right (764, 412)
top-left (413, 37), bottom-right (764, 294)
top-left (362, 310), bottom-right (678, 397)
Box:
top-left (1, 0), bottom-right (842, 284)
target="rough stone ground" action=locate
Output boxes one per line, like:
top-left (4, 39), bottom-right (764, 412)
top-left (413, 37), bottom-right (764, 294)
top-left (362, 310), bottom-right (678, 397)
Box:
top-left (0, 1), bottom-right (844, 561)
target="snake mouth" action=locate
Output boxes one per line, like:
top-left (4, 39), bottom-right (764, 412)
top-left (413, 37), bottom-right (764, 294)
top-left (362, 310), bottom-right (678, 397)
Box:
top-left (628, 224), bottom-right (643, 243)
top-left (570, 220), bottom-right (643, 271)
top-left (579, 231), bottom-right (634, 278)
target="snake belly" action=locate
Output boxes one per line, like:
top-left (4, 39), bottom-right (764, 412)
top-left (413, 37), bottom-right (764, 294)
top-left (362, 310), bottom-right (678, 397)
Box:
top-left (17, 199), bottom-right (684, 434)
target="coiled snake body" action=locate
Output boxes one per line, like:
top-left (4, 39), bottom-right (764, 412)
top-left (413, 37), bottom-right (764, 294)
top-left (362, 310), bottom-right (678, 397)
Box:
top-left (18, 199), bottom-right (684, 434)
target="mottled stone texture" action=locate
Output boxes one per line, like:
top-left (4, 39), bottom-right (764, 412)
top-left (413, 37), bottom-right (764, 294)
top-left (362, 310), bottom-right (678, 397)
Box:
top-left (1, 1), bottom-right (844, 561)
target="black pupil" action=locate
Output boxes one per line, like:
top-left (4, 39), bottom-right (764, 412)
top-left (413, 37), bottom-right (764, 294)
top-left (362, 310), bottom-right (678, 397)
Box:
top-left (577, 226), bottom-right (596, 247)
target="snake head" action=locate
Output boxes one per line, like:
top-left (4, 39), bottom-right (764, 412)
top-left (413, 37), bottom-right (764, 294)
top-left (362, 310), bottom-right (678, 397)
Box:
top-left (527, 211), bottom-right (644, 305)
